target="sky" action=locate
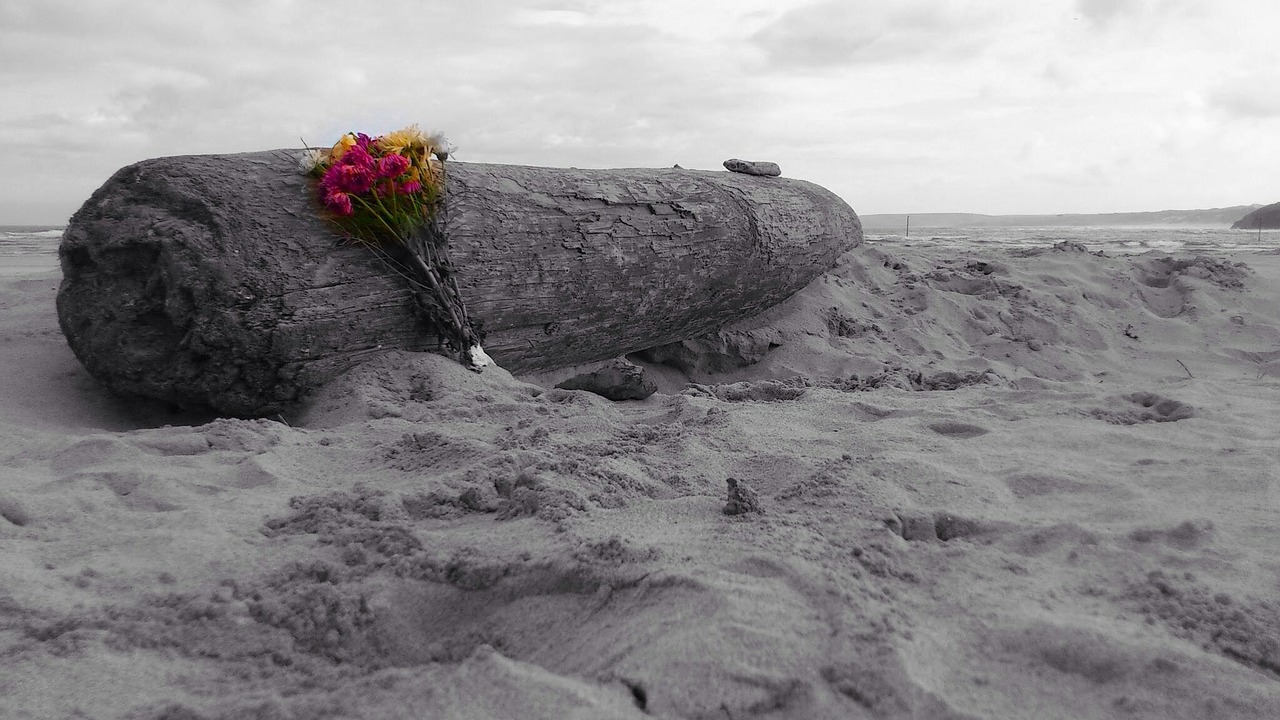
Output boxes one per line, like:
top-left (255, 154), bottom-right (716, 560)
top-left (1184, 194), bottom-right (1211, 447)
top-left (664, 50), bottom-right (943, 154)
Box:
top-left (1, 0), bottom-right (1277, 224)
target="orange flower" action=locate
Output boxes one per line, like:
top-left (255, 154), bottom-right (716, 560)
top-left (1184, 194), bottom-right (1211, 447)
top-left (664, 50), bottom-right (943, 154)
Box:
top-left (330, 133), bottom-right (358, 162)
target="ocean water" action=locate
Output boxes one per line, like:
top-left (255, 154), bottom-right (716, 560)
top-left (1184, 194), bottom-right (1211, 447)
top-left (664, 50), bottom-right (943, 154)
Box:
top-left (865, 225), bottom-right (1280, 256)
top-left (1, 225), bottom-right (64, 256)
top-left (2, 224), bottom-right (1278, 264)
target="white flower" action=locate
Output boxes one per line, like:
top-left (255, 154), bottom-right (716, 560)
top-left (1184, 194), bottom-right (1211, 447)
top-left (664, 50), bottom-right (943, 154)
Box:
top-left (430, 134), bottom-right (458, 161)
top-left (466, 344), bottom-right (492, 372)
top-left (299, 147), bottom-right (328, 173)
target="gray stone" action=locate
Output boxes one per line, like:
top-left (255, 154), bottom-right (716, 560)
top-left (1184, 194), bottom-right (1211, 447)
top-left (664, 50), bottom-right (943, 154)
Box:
top-left (723, 477), bottom-right (763, 515)
top-left (555, 359), bottom-right (657, 401)
top-left (637, 328), bottom-right (783, 375)
top-left (723, 158), bottom-right (781, 177)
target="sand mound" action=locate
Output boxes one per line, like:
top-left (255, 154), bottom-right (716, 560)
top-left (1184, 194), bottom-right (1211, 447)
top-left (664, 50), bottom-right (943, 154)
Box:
top-left (634, 244), bottom-right (1274, 392)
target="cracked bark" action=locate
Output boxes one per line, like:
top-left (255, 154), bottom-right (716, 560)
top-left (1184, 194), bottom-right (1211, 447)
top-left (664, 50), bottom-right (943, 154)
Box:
top-left (57, 150), bottom-right (862, 416)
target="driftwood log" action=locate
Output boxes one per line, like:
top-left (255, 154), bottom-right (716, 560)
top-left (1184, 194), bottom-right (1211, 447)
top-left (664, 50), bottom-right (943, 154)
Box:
top-left (57, 151), bottom-right (862, 416)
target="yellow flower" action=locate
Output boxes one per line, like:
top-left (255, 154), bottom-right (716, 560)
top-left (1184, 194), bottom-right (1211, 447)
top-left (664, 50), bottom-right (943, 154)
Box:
top-left (330, 133), bottom-right (358, 162)
top-left (378, 125), bottom-right (429, 156)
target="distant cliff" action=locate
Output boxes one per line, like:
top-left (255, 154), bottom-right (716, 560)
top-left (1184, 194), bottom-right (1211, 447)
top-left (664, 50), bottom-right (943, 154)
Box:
top-left (861, 205), bottom-right (1261, 230)
top-left (1231, 202), bottom-right (1280, 230)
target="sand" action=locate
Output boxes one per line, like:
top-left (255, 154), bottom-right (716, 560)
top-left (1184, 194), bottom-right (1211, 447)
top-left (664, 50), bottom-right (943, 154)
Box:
top-left (0, 255), bottom-right (64, 276)
top-left (2, 242), bottom-right (1279, 719)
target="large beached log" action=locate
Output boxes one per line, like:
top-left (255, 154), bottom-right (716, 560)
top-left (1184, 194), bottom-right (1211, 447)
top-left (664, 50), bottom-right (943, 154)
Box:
top-left (57, 151), bottom-right (861, 416)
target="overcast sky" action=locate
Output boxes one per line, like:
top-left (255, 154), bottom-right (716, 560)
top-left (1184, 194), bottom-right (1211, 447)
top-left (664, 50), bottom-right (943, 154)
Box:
top-left (2, 0), bottom-right (1277, 224)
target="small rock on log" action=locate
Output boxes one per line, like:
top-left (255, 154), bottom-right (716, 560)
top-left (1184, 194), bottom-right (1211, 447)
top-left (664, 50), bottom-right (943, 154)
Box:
top-left (723, 159), bottom-right (782, 177)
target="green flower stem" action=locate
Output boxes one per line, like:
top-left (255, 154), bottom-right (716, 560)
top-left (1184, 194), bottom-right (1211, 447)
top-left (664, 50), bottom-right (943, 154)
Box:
top-left (402, 236), bottom-right (473, 358)
top-left (349, 195), bottom-right (402, 243)
top-left (349, 192), bottom-right (472, 358)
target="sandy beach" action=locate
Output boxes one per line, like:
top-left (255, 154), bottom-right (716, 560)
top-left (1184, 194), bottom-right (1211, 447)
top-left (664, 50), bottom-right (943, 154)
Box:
top-left (0, 255), bottom-right (64, 276)
top-left (3, 242), bottom-right (1279, 719)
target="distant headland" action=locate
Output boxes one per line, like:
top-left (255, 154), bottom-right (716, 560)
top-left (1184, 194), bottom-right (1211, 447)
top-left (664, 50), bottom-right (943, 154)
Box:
top-left (1231, 202), bottom-right (1280, 230)
top-left (861, 205), bottom-right (1261, 230)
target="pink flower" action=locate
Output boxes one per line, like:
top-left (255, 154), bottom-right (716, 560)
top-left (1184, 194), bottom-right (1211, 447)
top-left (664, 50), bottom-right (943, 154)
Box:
top-left (324, 191), bottom-right (353, 216)
top-left (345, 165), bottom-right (375, 193)
top-left (322, 163), bottom-right (373, 195)
top-left (341, 145), bottom-right (375, 172)
top-left (377, 153), bottom-right (410, 180)
top-left (401, 180), bottom-right (422, 194)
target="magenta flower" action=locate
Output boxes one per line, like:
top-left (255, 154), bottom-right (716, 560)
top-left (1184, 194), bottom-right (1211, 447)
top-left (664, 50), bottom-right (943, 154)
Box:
top-left (377, 153), bottom-right (410, 180)
top-left (318, 166), bottom-right (339, 191)
top-left (324, 191), bottom-right (353, 216)
top-left (347, 165), bottom-right (375, 193)
top-left (341, 144), bottom-right (375, 172)
top-left (323, 163), bottom-right (372, 194)
top-left (401, 180), bottom-right (422, 194)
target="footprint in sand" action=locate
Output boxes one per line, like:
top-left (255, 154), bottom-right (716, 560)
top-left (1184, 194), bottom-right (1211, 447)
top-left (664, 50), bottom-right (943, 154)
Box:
top-left (70, 469), bottom-right (184, 512)
top-left (1006, 522), bottom-right (1101, 557)
top-left (49, 424), bottom-right (284, 509)
top-left (1132, 258), bottom-right (1194, 318)
top-left (1132, 256), bottom-right (1250, 319)
top-left (999, 622), bottom-right (1142, 685)
top-left (927, 421), bottom-right (990, 439)
top-left (890, 511), bottom-right (997, 543)
top-left (1003, 472), bottom-right (1093, 498)
top-left (50, 437), bottom-right (136, 475)
top-left (0, 497), bottom-right (32, 526)
top-left (822, 646), bottom-right (971, 718)
top-left (1127, 519), bottom-right (1214, 550)
top-left (1090, 392), bottom-right (1195, 425)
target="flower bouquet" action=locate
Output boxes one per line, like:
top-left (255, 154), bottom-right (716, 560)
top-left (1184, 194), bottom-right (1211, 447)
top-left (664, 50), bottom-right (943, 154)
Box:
top-left (303, 125), bottom-right (490, 371)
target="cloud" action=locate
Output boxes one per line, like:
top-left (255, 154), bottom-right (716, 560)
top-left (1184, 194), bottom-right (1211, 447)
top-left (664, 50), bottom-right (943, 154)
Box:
top-left (1074, 0), bottom-right (1140, 25)
top-left (1208, 76), bottom-right (1280, 119)
top-left (749, 0), bottom-right (1006, 69)
top-left (750, 4), bottom-right (881, 67)
top-left (1074, 0), bottom-right (1203, 28)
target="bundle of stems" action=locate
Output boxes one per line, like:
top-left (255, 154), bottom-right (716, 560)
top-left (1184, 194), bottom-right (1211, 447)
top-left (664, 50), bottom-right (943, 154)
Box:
top-left (354, 203), bottom-right (486, 370)
top-left (400, 218), bottom-right (485, 368)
